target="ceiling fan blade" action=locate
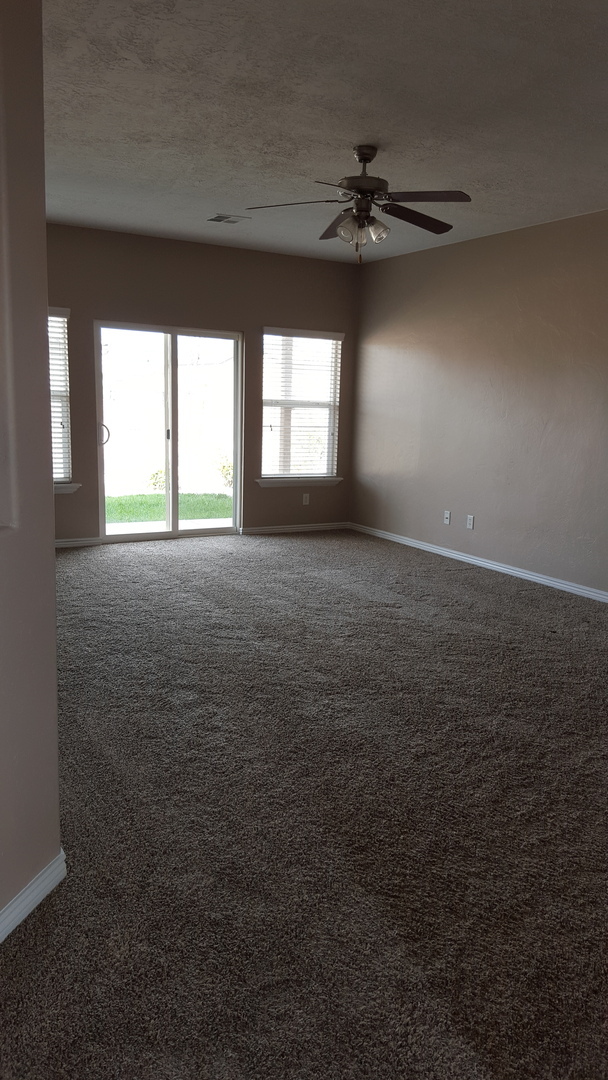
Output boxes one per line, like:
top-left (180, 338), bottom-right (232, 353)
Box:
top-left (386, 190), bottom-right (471, 203)
top-left (319, 210), bottom-right (351, 240)
top-left (379, 202), bottom-right (453, 234)
top-left (246, 198), bottom-right (346, 209)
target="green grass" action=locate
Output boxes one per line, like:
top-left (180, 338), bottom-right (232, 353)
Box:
top-left (105, 492), bottom-right (233, 523)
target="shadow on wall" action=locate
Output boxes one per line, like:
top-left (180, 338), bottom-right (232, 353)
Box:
top-left (352, 477), bottom-right (393, 529)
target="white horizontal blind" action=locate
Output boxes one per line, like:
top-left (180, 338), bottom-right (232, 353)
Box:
top-left (48, 314), bottom-right (72, 483)
top-left (262, 332), bottom-right (342, 476)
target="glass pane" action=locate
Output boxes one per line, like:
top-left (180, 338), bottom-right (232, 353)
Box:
top-left (101, 327), bottom-right (169, 535)
top-left (289, 406), bottom-right (331, 473)
top-left (262, 335), bottom-right (335, 402)
top-left (262, 405), bottom-right (282, 475)
top-left (177, 335), bottom-right (234, 530)
top-left (290, 337), bottom-right (334, 401)
top-left (262, 404), bottom-right (330, 475)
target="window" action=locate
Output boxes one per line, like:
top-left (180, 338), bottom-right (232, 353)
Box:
top-left (261, 330), bottom-right (342, 477)
top-left (48, 310), bottom-right (72, 483)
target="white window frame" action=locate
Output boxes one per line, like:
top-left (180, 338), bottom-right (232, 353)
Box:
top-left (48, 308), bottom-right (79, 492)
top-left (257, 328), bottom-right (344, 487)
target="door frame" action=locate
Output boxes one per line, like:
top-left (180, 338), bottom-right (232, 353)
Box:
top-left (94, 320), bottom-right (243, 542)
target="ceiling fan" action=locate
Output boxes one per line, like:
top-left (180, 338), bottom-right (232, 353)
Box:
top-left (246, 145), bottom-right (471, 261)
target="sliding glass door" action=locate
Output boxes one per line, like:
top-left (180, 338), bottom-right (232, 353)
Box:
top-left (100, 328), bottom-right (170, 535)
top-left (98, 325), bottom-right (240, 539)
top-left (177, 334), bottom-right (234, 531)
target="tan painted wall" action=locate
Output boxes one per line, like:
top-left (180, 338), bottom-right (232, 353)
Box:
top-left (47, 226), bottom-right (358, 540)
top-left (353, 211), bottom-right (608, 592)
top-left (0, 1), bottom-right (61, 911)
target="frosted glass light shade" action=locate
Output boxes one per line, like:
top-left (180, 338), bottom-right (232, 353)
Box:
top-left (337, 214), bottom-right (388, 246)
top-left (337, 217), bottom-right (368, 248)
top-left (368, 218), bottom-right (390, 244)
top-left (337, 214), bottom-right (358, 243)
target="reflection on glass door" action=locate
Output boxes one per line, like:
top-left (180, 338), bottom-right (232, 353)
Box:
top-left (100, 328), bottom-right (170, 535)
top-left (177, 335), bottom-right (234, 531)
top-left (98, 325), bottom-right (238, 538)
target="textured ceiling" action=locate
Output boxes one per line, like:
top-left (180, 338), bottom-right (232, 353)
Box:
top-left (43, 0), bottom-right (608, 262)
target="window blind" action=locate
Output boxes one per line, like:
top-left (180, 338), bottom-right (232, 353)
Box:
top-left (262, 332), bottom-right (342, 477)
top-left (48, 313), bottom-right (72, 483)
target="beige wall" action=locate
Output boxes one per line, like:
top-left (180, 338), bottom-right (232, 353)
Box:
top-left (47, 226), bottom-right (358, 540)
top-left (353, 211), bottom-right (608, 592)
top-left (48, 211), bottom-right (608, 593)
top-left (0, 1), bottom-right (61, 911)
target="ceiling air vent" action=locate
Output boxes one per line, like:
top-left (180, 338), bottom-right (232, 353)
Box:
top-left (207, 214), bottom-right (249, 224)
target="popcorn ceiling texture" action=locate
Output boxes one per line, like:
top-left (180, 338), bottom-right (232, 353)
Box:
top-left (0, 532), bottom-right (606, 1078)
top-left (43, 0), bottom-right (608, 260)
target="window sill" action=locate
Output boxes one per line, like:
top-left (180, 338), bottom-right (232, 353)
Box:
top-left (255, 476), bottom-right (343, 488)
top-left (54, 482), bottom-right (81, 495)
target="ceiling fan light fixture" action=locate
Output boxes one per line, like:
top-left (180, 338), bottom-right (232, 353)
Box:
top-left (336, 214), bottom-right (358, 243)
top-left (337, 215), bottom-right (368, 248)
top-left (367, 217), bottom-right (391, 244)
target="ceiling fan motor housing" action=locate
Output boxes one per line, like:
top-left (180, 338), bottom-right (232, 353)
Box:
top-left (338, 175), bottom-right (389, 196)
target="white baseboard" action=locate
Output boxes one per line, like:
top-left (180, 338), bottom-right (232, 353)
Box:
top-left (241, 522), bottom-right (351, 535)
top-left (349, 523), bottom-right (608, 604)
top-left (56, 528), bottom-right (238, 548)
top-left (55, 537), bottom-right (100, 548)
top-left (58, 525), bottom-right (348, 545)
top-left (0, 849), bottom-right (66, 944)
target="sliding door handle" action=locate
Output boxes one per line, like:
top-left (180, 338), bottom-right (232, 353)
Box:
top-left (99, 423), bottom-right (110, 445)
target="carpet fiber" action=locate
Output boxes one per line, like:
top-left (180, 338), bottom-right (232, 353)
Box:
top-left (1, 532), bottom-right (606, 1079)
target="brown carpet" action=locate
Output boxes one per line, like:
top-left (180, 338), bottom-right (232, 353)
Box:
top-left (1, 531), bottom-right (606, 1079)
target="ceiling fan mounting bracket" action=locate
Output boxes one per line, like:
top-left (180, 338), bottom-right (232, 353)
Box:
top-left (353, 145), bottom-right (378, 165)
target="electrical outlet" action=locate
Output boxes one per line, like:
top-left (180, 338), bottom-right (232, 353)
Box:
top-left (303, 493), bottom-right (309, 506)
top-left (443, 510), bottom-right (451, 524)
top-left (467, 515), bottom-right (475, 530)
